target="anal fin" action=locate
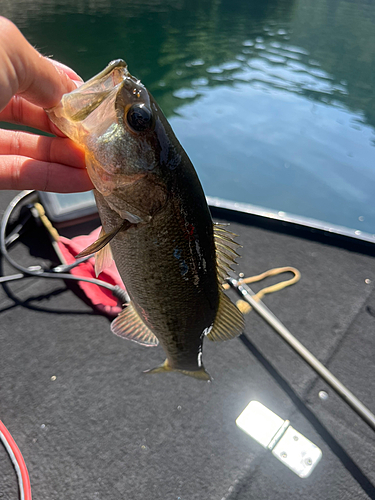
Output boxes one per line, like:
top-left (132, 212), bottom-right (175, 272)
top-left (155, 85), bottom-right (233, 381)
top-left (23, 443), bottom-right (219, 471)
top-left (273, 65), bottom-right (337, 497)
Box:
top-left (111, 302), bottom-right (159, 346)
top-left (207, 292), bottom-right (244, 341)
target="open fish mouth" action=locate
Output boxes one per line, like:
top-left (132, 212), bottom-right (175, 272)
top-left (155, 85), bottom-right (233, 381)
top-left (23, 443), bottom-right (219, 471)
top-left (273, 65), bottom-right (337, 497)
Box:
top-left (49, 59), bottom-right (130, 126)
top-left (46, 60), bottom-right (133, 159)
top-left (46, 59), bottom-right (147, 196)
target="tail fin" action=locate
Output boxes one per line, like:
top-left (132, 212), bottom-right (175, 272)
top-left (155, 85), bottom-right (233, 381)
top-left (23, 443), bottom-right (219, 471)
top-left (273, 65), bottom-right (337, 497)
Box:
top-left (144, 359), bottom-right (211, 381)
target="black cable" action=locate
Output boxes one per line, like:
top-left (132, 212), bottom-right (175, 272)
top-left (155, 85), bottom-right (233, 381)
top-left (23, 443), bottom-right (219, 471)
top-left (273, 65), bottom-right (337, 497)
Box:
top-left (0, 190), bottom-right (129, 303)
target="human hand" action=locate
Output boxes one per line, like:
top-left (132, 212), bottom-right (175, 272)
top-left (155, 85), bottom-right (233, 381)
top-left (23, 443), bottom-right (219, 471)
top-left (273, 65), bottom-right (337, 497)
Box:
top-left (0, 17), bottom-right (93, 193)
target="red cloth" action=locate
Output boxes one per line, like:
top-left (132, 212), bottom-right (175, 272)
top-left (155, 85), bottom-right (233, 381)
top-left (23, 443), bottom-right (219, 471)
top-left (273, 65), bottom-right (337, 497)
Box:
top-left (57, 227), bottom-right (125, 317)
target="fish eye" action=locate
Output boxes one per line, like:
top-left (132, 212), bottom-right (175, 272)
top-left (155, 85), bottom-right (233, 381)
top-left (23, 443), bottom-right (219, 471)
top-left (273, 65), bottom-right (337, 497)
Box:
top-left (126, 104), bottom-right (153, 132)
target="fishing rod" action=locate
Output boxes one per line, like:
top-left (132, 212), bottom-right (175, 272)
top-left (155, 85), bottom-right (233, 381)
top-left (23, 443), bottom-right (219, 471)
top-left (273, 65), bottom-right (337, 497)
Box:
top-left (228, 277), bottom-right (375, 432)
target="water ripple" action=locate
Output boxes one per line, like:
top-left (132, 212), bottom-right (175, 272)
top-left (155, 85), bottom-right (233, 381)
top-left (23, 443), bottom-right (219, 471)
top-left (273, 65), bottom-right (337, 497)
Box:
top-left (179, 36), bottom-right (351, 109)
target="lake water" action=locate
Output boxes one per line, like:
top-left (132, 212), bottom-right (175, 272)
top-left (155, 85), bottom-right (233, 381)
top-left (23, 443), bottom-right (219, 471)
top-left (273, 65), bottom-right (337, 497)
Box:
top-left (2, 0), bottom-right (375, 235)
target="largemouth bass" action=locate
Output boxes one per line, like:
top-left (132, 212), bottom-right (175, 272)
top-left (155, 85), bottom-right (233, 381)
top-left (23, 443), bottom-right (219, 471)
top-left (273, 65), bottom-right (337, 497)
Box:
top-left (47, 60), bottom-right (244, 380)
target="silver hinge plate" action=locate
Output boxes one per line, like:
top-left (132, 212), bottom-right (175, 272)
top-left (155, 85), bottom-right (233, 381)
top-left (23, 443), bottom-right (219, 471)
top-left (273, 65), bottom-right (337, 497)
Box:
top-left (236, 401), bottom-right (322, 478)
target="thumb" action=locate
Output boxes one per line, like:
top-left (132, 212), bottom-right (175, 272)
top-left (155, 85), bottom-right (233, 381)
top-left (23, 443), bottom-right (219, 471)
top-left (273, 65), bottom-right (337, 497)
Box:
top-left (0, 17), bottom-right (78, 111)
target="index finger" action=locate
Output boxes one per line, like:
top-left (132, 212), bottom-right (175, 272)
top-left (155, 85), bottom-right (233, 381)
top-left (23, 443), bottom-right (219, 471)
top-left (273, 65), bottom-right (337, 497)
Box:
top-left (49, 60), bottom-right (82, 83)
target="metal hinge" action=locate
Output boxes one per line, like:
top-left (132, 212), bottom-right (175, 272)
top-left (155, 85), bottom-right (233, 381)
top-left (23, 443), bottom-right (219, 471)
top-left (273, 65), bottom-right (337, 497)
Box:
top-left (236, 401), bottom-right (322, 478)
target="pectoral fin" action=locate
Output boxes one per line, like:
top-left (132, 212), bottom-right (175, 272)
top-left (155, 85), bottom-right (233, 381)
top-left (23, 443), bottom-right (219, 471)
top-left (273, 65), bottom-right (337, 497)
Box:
top-left (76, 221), bottom-right (132, 259)
top-left (111, 303), bottom-right (159, 346)
top-left (144, 360), bottom-right (211, 381)
top-left (94, 228), bottom-right (114, 276)
top-left (206, 292), bottom-right (244, 341)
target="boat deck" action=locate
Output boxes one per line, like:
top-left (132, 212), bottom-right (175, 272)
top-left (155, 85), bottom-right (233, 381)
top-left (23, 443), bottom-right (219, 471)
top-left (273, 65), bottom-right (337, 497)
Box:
top-left (1, 190), bottom-right (374, 500)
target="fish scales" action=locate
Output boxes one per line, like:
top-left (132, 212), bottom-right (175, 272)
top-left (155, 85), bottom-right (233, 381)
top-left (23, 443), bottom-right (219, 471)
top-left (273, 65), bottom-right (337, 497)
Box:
top-left (47, 59), bottom-right (244, 380)
top-left (95, 190), bottom-right (219, 370)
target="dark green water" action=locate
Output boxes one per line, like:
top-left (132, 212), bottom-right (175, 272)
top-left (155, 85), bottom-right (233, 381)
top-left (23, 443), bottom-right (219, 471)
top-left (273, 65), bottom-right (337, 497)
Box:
top-left (2, 0), bottom-right (375, 235)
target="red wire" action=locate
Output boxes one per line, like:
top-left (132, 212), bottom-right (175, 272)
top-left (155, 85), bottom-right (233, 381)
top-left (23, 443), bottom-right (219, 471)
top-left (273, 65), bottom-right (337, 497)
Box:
top-left (0, 419), bottom-right (32, 500)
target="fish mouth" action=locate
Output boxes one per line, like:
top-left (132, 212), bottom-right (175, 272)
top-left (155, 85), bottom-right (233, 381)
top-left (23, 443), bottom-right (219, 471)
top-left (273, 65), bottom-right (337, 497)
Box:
top-left (47, 59), bottom-right (152, 145)
top-left (54, 59), bottom-right (130, 123)
top-left (46, 59), bottom-right (132, 142)
top-left (46, 60), bottom-right (153, 199)
top-left (47, 59), bottom-right (137, 196)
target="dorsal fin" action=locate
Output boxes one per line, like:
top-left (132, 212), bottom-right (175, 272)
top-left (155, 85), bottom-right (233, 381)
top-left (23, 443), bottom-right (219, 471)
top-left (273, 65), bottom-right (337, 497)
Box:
top-left (206, 292), bottom-right (244, 341)
top-left (111, 302), bottom-right (159, 346)
top-left (213, 223), bottom-right (241, 282)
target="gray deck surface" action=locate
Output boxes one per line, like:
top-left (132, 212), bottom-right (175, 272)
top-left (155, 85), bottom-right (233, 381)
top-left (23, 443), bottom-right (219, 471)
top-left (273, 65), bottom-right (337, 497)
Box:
top-left (0, 190), bottom-right (374, 500)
